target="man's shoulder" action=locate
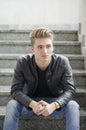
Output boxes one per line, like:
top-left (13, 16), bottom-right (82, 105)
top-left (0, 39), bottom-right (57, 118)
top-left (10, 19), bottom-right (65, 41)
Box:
top-left (17, 53), bottom-right (34, 63)
top-left (52, 54), bottom-right (71, 70)
top-left (52, 54), bottom-right (68, 61)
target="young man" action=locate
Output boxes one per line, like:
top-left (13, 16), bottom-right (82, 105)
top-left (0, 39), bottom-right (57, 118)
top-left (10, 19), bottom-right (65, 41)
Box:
top-left (3, 27), bottom-right (80, 130)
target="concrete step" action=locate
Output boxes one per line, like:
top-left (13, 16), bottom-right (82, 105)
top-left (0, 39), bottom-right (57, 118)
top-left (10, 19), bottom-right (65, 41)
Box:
top-left (54, 30), bottom-right (78, 41)
top-left (0, 30), bottom-right (78, 41)
top-left (0, 41), bottom-right (81, 54)
top-left (0, 106), bottom-right (86, 130)
top-left (0, 86), bottom-right (11, 106)
top-left (0, 85), bottom-right (86, 107)
top-left (75, 88), bottom-right (86, 107)
top-left (0, 54), bottom-right (84, 70)
top-left (54, 41), bottom-right (81, 54)
top-left (0, 24), bottom-right (79, 31)
top-left (0, 69), bottom-right (86, 87)
top-left (73, 70), bottom-right (86, 88)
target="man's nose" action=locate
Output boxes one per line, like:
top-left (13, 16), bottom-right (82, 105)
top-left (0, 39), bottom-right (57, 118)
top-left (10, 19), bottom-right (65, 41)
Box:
top-left (43, 47), bottom-right (47, 53)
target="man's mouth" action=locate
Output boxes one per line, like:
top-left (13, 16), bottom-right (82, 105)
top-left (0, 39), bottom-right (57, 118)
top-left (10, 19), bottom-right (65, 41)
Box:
top-left (41, 55), bottom-right (49, 58)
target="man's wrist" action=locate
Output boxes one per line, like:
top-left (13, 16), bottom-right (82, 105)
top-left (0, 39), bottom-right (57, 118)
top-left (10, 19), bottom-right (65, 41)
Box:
top-left (54, 102), bottom-right (60, 109)
top-left (29, 100), bottom-right (37, 109)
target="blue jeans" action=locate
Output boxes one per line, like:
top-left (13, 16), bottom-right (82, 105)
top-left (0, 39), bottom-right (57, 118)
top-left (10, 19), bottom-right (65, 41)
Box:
top-left (3, 98), bottom-right (80, 130)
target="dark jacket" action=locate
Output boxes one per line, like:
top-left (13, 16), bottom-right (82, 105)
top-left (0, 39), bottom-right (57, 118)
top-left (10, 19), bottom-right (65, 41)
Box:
top-left (11, 53), bottom-right (75, 109)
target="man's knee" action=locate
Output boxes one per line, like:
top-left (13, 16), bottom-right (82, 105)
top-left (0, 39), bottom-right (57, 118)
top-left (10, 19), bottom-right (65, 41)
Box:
top-left (67, 100), bottom-right (80, 110)
top-left (6, 99), bottom-right (21, 112)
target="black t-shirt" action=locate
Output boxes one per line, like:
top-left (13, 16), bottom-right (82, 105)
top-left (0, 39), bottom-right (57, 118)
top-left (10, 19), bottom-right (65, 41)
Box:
top-left (33, 66), bottom-right (53, 97)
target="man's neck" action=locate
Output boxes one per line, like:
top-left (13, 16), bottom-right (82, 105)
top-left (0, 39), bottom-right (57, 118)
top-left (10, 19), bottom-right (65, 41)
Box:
top-left (35, 59), bottom-right (51, 71)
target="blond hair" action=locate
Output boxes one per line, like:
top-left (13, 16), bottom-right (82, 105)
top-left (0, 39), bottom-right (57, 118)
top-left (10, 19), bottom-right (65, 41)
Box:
top-left (30, 27), bottom-right (54, 46)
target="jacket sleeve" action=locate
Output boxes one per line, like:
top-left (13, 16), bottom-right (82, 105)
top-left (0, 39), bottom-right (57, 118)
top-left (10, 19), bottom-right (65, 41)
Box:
top-left (11, 57), bottom-right (32, 109)
top-left (56, 56), bottom-right (76, 108)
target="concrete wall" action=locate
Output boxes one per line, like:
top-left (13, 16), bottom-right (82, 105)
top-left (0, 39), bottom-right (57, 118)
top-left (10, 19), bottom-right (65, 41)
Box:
top-left (79, 0), bottom-right (86, 68)
top-left (0, 0), bottom-right (80, 25)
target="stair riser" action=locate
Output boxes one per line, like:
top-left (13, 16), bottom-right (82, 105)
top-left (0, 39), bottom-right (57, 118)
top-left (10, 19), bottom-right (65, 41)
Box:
top-left (0, 115), bottom-right (86, 130)
top-left (54, 45), bottom-right (81, 54)
top-left (70, 59), bottom-right (84, 70)
top-left (0, 74), bottom-right (86, 87)
top-left (0, 45), bottom-right (32, 54)
top-left (0, 58), bottom-right (84, 70)
top-left (0, 31), bottom-right (78, 41)
top-left (0, 45), bottom-right (81, 54)
top-left (74, 76), bottom-right (86, 88)
top-left (0, 96), bottom-right (11, 106)
top-left (75, 93), bottom-right (86, 107)
top-left (0, 59), bottom-right (17, 69)
top-left (0, 116), bottom-right (65, 130)
top-left (54, 32), bottom-right (78, 41)
top-left (0, 76), bottom-right (12, 86)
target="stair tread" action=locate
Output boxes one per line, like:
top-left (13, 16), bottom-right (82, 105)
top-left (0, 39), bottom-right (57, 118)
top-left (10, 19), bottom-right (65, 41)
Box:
top-left (0, 30), bottom-right (78, 33)
top-left (0, 68), bottom-right (86, 74)
top-left (54, 41), bottom-right (80, 45)
top-left (0, 53), bottom-right (84, 60)
top-left (0, 24), bottom-right (79, 31)
top-left (0, 68), bottom-right (13, 74)
top-left (73, 70), bottom-right (86, 75)
top-left (0, 40), bottom-right (80, 45)
top-left (76, 88), bottom-right (86, 93)
top-left (0, 23), bottom-right (79, 31)
top-left (0, 85), bottom-right (10, 94)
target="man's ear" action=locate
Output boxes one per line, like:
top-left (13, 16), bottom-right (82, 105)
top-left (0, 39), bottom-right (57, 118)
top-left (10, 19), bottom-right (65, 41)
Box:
top-left (31, 46), bottom-right (34, 53)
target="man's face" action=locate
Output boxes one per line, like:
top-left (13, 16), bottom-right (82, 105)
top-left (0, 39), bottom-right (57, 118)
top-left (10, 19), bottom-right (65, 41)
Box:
top-left (31, 38), bottom-right (53, 63)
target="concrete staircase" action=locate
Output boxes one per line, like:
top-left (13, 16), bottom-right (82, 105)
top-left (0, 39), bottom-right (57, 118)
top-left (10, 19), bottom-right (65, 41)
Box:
top-left (0, 25), bottom-right (86, 130)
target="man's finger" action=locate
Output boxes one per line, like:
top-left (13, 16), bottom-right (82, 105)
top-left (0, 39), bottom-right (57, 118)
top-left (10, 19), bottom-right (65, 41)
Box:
top-left (38, 100), bottom-right (47, 106)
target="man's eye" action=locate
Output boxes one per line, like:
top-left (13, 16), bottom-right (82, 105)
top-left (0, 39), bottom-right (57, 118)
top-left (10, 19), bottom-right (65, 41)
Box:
top-left (38, 46), bottom-right (42, 49)
top-left (47, 45), bottom-right (51, 48)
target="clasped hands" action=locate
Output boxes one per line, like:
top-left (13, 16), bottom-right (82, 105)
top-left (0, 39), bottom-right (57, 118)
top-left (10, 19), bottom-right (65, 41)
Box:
top-left (29, 100), bottom-right (56, 117)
